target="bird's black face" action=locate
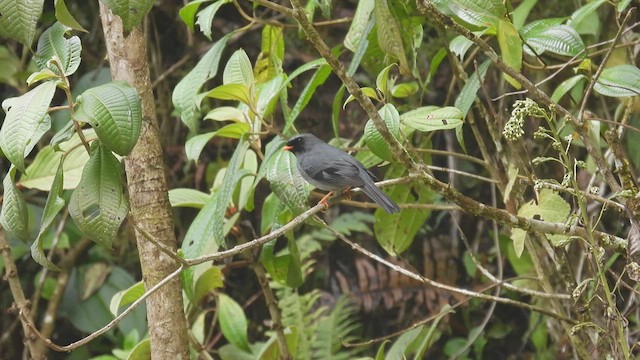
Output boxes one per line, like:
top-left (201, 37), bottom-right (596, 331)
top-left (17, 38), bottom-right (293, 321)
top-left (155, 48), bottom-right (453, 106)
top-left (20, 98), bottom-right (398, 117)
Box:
top-left (283, 134), bottom-right (313, 154)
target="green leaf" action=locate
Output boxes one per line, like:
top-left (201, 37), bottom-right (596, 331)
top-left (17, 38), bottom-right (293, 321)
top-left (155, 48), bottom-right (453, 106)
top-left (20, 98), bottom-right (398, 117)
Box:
top-left (376, 63), bottom-right (396, 96)
top-left (255, 25), bottom-right (284, 82)
top-left (26, 68), bottom-right (60, 86)
top-left (204, 106), bottom-right (247, 123)
top-left (74, 81), bottom-right (142, 156)
top-left (127, 339), bottom-right (151, 360)
top-left (195, 0), bottom-right (231, 40)
top-left (364, 104), bottom-right (400, 162)
top-left (449, 34), bottom-right (475, 60)
top-left (391, 82), bottom-right (418, 98)
top-left (179, 0), bottom-right (212, 32)
top-left (594, 65), bottom-right (640, 98)
top-left (0, 80), bottom-right (57, 173)
top-left (223, 48), bottom-right (254, 86)
top-left (21, 130), bottom-right (93, 190)
top-left (447, 0), bottom-right (505, 29)
top-left (454, 59), bottom-right (491, 116)
top-left (206, 83), bottom-right (253, 105)
top-left (343, 86), bottom-right (379, 109)
top-left (261, 237), bottom-right (304, 287)
top-left (168, 188), bottom-right (211, 208)
top-left (173, 34), bottom-right (230, 131)
top-left (313, 296), bottom-right (362, 358)
top-left (237, 149), bottom-right (257, 211)
top-left (497, 19), bottom-right (522, 89)
top-left (1, 167), bottom-right (30, 241)
top-left (512, 0), bottom-right (537, 29)
top-left (375, 163), bottom-right (434, 255)
top-left (401, 106), bottom-right (464, 132)
top-left (374, 0), bottom-right (410, 74)
top-left (54, 0), bottom-right (88, 33)
top-left (68, 143), bottom-right (129, 248)
top-left (344, 0), bottom-right (374, 51)
top-left (551, 74), bottom-right (585, 102)
top-left (109, 281), bottom-right (144, 316)
top-left (185, 122), bottom-right (250, 163)
top-left (218, 294), bottom-right (251, 352)
top-left (266, 138), bottom-right (311, 215)
top-left (0, 0), bottom-right (44, 46)
top-left (568, 0), bottom-right (605, 36)
top-left (256, 74), bottom-right (286, 118)
top-left (194, 266), bottom-right (223, 304)
top-left (100, 0), bottom-right (155, 32)
top-left (31, 158), bottom-right (65, 271)
top-left (511, 189), bottom-right (570, 257)
top-left (521, 21), bottom-right (585, 57)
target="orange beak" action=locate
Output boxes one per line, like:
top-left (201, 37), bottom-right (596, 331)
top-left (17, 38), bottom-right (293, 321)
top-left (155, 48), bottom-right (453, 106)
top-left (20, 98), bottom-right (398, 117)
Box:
top-left (282, 145), bottom-right (293, 151)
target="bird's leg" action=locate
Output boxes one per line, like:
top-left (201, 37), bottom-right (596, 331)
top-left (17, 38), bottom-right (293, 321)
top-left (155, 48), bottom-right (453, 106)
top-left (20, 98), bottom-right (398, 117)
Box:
top-left (318, 191), bottom-right (335, 209)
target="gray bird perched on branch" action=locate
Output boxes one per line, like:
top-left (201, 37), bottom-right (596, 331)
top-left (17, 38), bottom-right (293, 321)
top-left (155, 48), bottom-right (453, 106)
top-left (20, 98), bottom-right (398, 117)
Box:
top-left (283, 133), bottom-right (400, 214)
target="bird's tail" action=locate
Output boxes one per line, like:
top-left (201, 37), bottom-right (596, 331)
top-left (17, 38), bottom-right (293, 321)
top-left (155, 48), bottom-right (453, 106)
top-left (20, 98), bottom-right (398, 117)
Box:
top-left (361, 181), bottom-right (400, 214)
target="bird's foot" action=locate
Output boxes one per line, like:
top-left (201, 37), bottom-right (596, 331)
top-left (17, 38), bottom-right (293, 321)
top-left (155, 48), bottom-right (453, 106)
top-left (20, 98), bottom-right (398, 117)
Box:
top-left (318, 191), bottom-right (334, 210)
top-left (341, 187), bottom-right (352, 200)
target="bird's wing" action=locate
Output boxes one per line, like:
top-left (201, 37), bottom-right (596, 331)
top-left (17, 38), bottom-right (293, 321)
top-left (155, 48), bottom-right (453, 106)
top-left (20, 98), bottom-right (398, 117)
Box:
top-left (299, 152), bottom-right (365, 188)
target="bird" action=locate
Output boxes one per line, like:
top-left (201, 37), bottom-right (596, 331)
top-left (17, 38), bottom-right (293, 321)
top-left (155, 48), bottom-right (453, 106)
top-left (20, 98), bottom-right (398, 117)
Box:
top-left (282, 133), bottom-right (400, 214)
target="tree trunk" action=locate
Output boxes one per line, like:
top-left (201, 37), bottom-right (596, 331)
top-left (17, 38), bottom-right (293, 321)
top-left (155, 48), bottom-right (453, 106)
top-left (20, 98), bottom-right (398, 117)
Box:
top-left (98, 5), bottom-right (190, 358)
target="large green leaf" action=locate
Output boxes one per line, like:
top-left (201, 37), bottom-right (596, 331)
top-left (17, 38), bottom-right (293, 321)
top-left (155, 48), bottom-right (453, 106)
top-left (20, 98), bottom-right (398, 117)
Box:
top-left (261, 237), bottom-right (304, 287)
top-left (497, 19), bottom-right (522, 89)
top-left (31, 158), bottom-right (65, 271)
top-left (345, 0), bottom-right (374, 52)
top-left (54, 0), bottom-right (88, 33)
top-left (594, 64), bottom-right (640, 98)
top-left (185, 122), bottom-right (250, 163)
top-left (447, 0), bottom-right (505, 29)
top-left (74, 81), bottom-right (142, 156)
top-left (179, 0), bottom-right (212, 32)
top-left (33, 22), bottom-right (81, 76)
top-left (100, 0), bottom-right (155, 32)
top-left (454, 59), bottom-right (491, 115)
top-left (193, 266), bottom-right (223, 305)
top-left (0, 80), bottom-right (57, 173)
top-left (109, 281), bottom-right (144, 316)
top-left (223, 49), bottom-right (254, 86)
top-left (521, 20), bottom-right (585, 57)
top-left (0, 167), bottom-right (29, 241)
top-left (364, 104), bottom-right (400, 162)
top-left (168, 188), bottom-right (211, 208)
top-left (20, 130), bottom-right (93, 190)
top-left (173, 33), bottom-right (230, 131)
top-left (0, 0), bottom-right (44, 46)
top-left (265, 137), bottom-right (310, 215)
top-left (68, 143), bottom-right (129, 248)
top-left (218, 294), bottom-right (251, 352)
top-left (551, 74), bottom-right (585, 102)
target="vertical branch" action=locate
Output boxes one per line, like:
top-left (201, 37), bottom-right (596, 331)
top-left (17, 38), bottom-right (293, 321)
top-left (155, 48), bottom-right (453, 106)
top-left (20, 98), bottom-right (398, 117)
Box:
top-left (0, 231), bottom-right (45, 360)
top-left (98, 5), bottom-right (190, 358)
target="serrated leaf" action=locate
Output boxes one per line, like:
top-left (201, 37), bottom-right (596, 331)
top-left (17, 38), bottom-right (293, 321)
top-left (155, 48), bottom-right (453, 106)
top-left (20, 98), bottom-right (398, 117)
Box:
top-left (447, 0), bottom-right (505, 29)
top-left (195, 0), bottom-right (230, 40)
top-left (34, 22), bottom-right (81, 76)
top-left (100, 0), bottom-right (155, 32)
top-left (194, 266), bottom-right (223, 304)
top-left (521, 21), bottom-right (585, 57)
top-left (21, 130), bottom-right (93, 190)
top-left (375, 163), bottom-right (433, 255)
top-left (497, 19), bottom-right (522, 89)
top-left (68, 143), bottom-right (129, 248)
top-left (0, 80), bottom-right (57, 173)
top-left (218, 294), bottom-right (251, 352)
top-left (0, 0), bottom-right (44, 46)
top-left (454, 59), bottom-right (491, 115)
top-left (173, 34), bottom-right (230, 131)
top-left (401, 106), bottom-right (464, 132)
top-left (266, 138), bottom-right (311, 215)
top-left (594, 65), bottom-right (640, 98)
top-left (223, 48), bottom-right (254, 86)
top-left (364, 104), bottom-right (400, 162)
top-left (345, 0), bottom-right (374, 51)
top-left (74, 81), bottom-right (141, 156)
top-left (1, 167), bottom-right (29, 241)
top-left (168, 188), bottom-right (211, 208)
top-left (54, 0), bottom-right (88, 33)
top-left (185, 122), bottom-right (250, 163)
top-left (109, 281), bottom-right (144, 316)
top-left (31, 158), bottom-right (65, 271)
top-left (374, 0), bottom-right (410, 74)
